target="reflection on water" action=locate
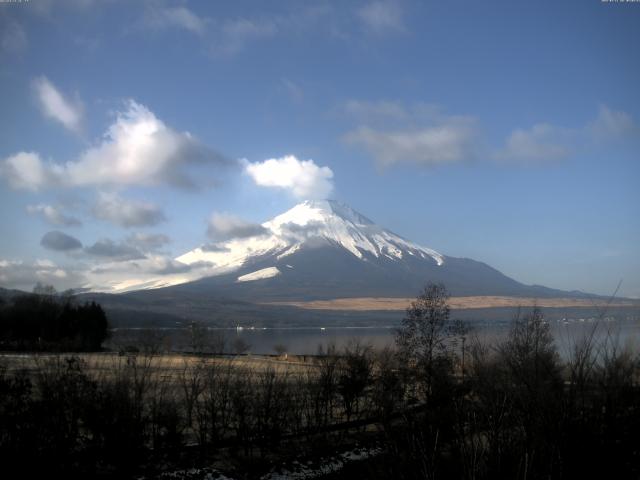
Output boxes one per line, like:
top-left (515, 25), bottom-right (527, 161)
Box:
top-left (110, 318), bottom-right (640, 358)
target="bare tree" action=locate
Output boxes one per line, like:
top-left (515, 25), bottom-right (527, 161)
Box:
top-left (189, 321), bottom-right (210, 354)
top-left (210, 330), bottom-right (226, 354)
top-left (178, 358), bottom-right (206, 431)
top-left (337, 339), bottom-right (373, 423)
top-left (499, 306), bottom-right (561, 396)
top-left (371, 345), bottom-right (405, 422)
top-left (229, 367), bottom-right (255, 456)
top-left (273, 344), bottom-right (288, 358)
top-left (396, 283), bottom-right (453, 398)
top-left (497, 307), bottom-right (563, 477)
top-left (198, 359), bottom-right (234, 447)
top-left (448, 318), bottom-right (472, 381)
top-left (232, 337), bottom-right (251, 355)
top-left (312, 342), bottom-right (339, 430)
top-left (32, 282), bottom-right (57, 297)
top-left (137, 328), bottom-right (166, 355)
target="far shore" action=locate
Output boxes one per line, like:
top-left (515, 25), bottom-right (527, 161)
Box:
top-left (264, 295), bottom-right (640, 311)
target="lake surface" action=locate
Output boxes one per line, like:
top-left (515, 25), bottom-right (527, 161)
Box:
top-left (110, 318), bottom-right (640, 358)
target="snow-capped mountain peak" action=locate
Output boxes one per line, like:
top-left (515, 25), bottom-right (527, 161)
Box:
top-left (269, 200), bottom-right (375, 228)
top-left (87, 200), bottom-right (560, 301)
top-left (263, 199), bottom-right (442, 264)
top-left (103, 200), bottom-right (443, 292)
top-left (177, 199), bottom-right (443, 270)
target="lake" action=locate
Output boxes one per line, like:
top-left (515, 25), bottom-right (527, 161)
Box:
top-left (110, 317), bottom-right (640, 358)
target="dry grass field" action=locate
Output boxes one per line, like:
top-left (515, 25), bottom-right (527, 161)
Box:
top-left (0, 352), bottom-right (318, 379)
top-left (264, 296), bottom-right (639, 311)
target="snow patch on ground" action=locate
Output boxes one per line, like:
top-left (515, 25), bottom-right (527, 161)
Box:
top-left (277, 243), bottom-right (302, 259)
top-left (237, 266), bottom-right (280, 282)
top-left (141, 467), bottom-right (235, 480)
top-left (261, 445), bottom-right (383, 480)
top-left (142, 445), bottom-right (383, 480)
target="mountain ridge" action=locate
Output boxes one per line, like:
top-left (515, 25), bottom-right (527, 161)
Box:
top-left (175, 199), bottom-right (445, 281)
top-left (150, 199), bottom-right (587, 302)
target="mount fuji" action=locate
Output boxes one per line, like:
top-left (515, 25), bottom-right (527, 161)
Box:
top-left (78, 199), bottom-right (626, 327)
top-left (142, 199), bottom-right (569, 301)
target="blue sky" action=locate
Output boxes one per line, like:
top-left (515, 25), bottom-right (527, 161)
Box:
top-left (0, 0), bottom-right (638, 297)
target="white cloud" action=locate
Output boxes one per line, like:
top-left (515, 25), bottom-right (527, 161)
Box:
top-left (345, 120), bottom-right (478, 167)
top-left (27, 204), bottom-right (82, 226)
top-left (144, 5), bottom-right (207, 36)
top-left (207, 213), bottom-right (268, 241)
top-left (589, 105), bottom-right (639, 140)
top-left (84, 254), bottom-right (218, 292)
top-left (344, 100), bottom-right (636, 168)
top-left (495, 123), bottom-right (572, 163)
top-left (34, 259), bottom-right (56, 268)
top-left (30, 0), bottom-right (99, 16)
top-left (357, 1), bottom-right (406, 34)
top-left (64, 100), bottom-right (214, 188)
top-left (244, 155), bottom-right (334, 199)
top-left (0, 259), bottom-right (86, 292)
top-left (136, 4), bottom-right (366, 58)
top-left (212, 17), bottom-right (278, 56)
top-left (1, 18), bottom-right (28, 55)
top-left (344, 100), bottom-right (409, 123)
top-left (0, 152), bottom-right (51, 191)
top-left (140, 5), bottom-right (279, 57)
top-left (142, 256), bottom-right (193, 275)
top-left (344, 100), bottom-right (479, 167)
top-left (92, 192), bottom-right (166, 228)
top-left (85, 238), bottom-right (145, 261)
top-left (344, 102), bottom-right (638, 168)
top-left (125, 232), bottom-right (171, 252)
top-left (32, 76), bottom-right (84, 134)
top-left (495, 106), bottom-right (637, 164)
top-left (282, 78), bottom-right (304, 104)
top-left (1, 100), bottom-right (226, 190)
top-left (201, 243), bottom-right (229, 253)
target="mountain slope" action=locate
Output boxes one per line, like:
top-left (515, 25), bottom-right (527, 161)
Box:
top-left (161, 200), bottom-right (572, 301)
top-left (176, 200), bottom-right (443, 274)
top-left (70, 199), bottom-right (626, 327)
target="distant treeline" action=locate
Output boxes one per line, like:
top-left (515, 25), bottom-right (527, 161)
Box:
top-left (0, 283), bottom-right (639, 479)
top-left (0, 284), bottom-right (109, 351)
